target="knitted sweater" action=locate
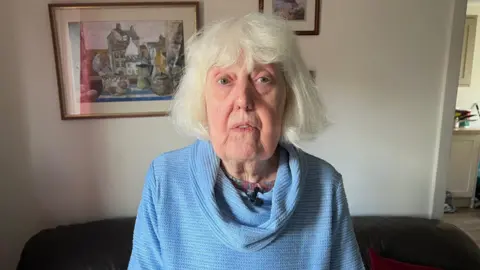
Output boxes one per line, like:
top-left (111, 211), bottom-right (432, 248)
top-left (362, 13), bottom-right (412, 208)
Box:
top-left (128, 140), bottom-right (365, 270)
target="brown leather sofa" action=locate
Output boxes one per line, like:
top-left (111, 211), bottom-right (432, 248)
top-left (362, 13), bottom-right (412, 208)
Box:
top-left (16, 216), bottom-right (480, 270)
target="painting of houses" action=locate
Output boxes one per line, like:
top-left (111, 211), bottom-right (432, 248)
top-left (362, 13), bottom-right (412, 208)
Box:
top-left (75, 20), bottom-right (185, 103)
top-left (273, 0), bottom-right (306, 20)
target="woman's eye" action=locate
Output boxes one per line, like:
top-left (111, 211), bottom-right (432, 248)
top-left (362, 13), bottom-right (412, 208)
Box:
top-left (217, 77), bottom-right (230, 85)
top-left (256, 76), bottom-right (271, 84)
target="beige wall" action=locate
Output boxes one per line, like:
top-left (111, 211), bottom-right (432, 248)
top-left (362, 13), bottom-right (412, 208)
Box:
top-left (0, 0), bottom-right (464, 269)
top-left (457, 3), bottom-right (480, 127)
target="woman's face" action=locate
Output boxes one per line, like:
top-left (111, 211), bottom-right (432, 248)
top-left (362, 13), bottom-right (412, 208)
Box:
top-left (204, 59), bottom-right (287, 162)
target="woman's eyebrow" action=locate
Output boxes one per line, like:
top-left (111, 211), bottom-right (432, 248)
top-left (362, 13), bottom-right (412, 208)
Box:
top-left (252, 65), bottom-right (276, 75)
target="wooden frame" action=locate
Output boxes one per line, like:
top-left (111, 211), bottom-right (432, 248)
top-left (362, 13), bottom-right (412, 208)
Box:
top-left (48, 2), bottom-right (199, 119)
top-left (259, 0), bottom-right (321, 35)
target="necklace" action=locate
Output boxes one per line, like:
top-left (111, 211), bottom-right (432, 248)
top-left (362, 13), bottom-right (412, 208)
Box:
top-left (221, 165), bottom-right (275, 193)
top-left (221, 168), bottom-right (268, 206)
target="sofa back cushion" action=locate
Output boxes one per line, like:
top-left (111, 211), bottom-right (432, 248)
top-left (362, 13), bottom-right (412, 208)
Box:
top-left (353, 216), bottom-right (480, 270)
top-left (16, 216), bottom-right (480, 270)
top-left (16, 218), bottom-right (135, 270)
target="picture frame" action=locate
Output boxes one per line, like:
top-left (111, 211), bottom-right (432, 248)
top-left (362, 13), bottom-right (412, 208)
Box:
top-left (48, 2), bottom-right (199, 119)
top-left (259, 0), bottom-right (320, 35)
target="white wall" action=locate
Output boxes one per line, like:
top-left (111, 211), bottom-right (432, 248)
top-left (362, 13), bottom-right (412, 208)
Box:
top-left (456, 3), bottom-right (480, 126)
top-left (0, 0), bottom-right (463, 269)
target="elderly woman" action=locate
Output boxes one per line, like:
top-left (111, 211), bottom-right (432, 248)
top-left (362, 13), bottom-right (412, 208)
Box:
top-left (128, 12), bottom-right (364, 270)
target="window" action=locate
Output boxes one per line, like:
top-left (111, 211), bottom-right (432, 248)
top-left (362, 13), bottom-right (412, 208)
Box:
top-left (459, 15), bottom-right (477, 87)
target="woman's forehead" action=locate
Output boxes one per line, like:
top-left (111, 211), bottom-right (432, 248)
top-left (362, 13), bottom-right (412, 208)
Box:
top-left (209, 61), bottom-right (278, 74)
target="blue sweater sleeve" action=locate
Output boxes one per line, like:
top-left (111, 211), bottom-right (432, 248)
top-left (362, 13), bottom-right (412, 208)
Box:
top-left (330, 179), bottom-right (365, 270)
top-left (128, 163), bottom-right (163, 270)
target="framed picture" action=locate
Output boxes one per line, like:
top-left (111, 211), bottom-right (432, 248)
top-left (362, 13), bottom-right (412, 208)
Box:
top-left (259, 0), bottom-right (320, 35)
top-left (48, 2), bottom-right (199, 119)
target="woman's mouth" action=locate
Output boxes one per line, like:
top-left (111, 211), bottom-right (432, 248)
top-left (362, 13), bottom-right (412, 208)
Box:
top-left (232, 124), bottom-right (256, 132)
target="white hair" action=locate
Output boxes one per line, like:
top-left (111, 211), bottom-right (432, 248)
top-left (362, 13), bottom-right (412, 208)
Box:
top-left (170, 12), bottom-right (329, 147)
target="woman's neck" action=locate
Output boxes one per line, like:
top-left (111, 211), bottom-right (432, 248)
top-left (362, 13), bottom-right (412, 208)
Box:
top-left (221, 150), bottom-right (280, 184)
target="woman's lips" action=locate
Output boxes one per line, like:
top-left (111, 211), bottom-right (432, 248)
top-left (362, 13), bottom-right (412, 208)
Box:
top-left (231, 124), bottom-right (257, 132)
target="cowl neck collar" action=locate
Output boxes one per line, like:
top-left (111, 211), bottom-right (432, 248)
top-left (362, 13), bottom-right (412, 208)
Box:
top-left (190, 140), bottom-right (306, 252)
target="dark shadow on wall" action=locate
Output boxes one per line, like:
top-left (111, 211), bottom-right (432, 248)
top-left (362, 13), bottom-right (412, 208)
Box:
top-left (0, 0), bottom-right (103, 268)
top-left (0, 0), bottom-right (42, 268)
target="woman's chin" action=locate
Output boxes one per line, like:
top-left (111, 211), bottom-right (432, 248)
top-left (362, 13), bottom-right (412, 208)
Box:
top-left (225, 144), bottom-right (260, 161)
top-left (227, 151), bottom-right (258, 162)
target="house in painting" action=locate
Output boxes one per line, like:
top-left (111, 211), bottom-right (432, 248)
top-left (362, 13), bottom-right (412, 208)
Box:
top-left (165, 21), bottom-right (185, 69)
top-left (125, 39), bottom-right (140, 76)
top-left (107, 23), bottom-right (140, 75)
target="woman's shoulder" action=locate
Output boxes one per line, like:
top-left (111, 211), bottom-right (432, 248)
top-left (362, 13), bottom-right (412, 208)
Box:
top-left (154, 142), bottom-right (194, 162)
top-left (299, 149), bottom-right (344, 191)
top-left (148, 142), bottom-right (197, 178)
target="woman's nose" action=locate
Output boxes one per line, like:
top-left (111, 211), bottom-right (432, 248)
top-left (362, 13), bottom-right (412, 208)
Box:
top-left (234, 79), bottom-right (255, 111)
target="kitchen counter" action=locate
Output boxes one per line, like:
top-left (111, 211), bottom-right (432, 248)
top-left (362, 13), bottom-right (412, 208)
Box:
top-left (454, 127), bottom-right (480, 134)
